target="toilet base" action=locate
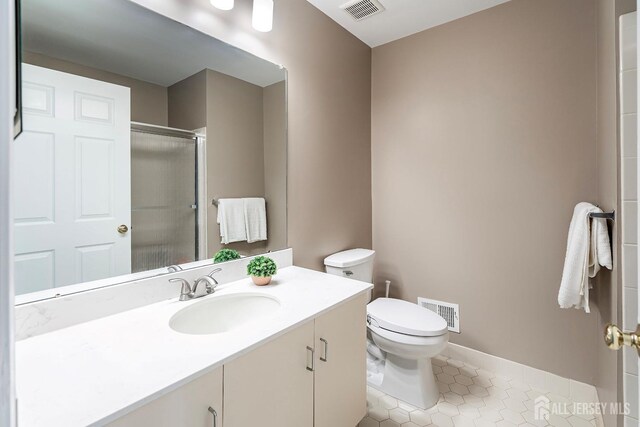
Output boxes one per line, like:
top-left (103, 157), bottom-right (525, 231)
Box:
top-left (366, 351), bottom-right (439, 410)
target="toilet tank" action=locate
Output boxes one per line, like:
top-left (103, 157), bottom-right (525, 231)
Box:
top-left (324, 249), bottom-right (375, 283)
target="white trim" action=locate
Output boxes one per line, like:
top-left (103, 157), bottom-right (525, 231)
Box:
top-left (635, 5), bottom-right (640, 427)
top-left (0, 0), bottom-right (16, 424)
top-left (443, 343), bottom-right (600, 405)
top-left (630, 8), bottom-right (640, 427)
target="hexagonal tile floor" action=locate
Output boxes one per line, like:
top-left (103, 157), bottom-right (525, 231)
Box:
top-left (358, 355), bottom-right (601, 427)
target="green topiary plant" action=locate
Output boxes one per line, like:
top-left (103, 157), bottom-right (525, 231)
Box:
top-left (247, 256), bottom-right (277, 286)
top-left (213, 249), bottom-right (241, 264)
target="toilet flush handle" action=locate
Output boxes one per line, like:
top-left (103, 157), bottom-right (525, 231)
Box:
top-left (344, 270), bottom-right (354, 277)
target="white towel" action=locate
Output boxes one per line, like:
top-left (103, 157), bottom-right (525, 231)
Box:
top-left (217, 198), bottom-right (247, 244)
top-left (244, 198), bottom-right (267, 243)
top-left (558, 202), bottom-right (613, 313)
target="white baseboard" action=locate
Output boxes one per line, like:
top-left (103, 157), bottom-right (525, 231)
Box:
top-left (443, 343), bottom-right (599, 405)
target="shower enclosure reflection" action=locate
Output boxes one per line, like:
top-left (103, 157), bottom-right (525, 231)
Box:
top-left (130, 124), bottom-right (205, 273)
top-left (13, 0), bottom-right (287, 301)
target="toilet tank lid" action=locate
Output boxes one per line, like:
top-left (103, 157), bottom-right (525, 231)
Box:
top-left (324, 248), bottom-right (375, 268)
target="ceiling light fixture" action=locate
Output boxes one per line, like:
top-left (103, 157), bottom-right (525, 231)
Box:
top-left (252, 0), bottom-right (274, 32)
top-left (210, 0), bottom-right (234, 11)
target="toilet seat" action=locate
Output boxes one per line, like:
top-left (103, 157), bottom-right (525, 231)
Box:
top-left (368, 322), bottom-right (448, 346)
top-left (367, 298), bottom-right (448, 337)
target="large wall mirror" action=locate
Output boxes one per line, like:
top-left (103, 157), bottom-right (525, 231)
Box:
top-left (14, 0), bottom-right (287, 303)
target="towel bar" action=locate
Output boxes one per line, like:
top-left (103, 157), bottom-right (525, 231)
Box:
top-left (589, 211), bottom-right (615, 221)
top-left (211, 197), bottom-right (267, 207)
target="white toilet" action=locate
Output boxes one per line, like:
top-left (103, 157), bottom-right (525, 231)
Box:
top-left (324, 249), bottom-right (449, 409)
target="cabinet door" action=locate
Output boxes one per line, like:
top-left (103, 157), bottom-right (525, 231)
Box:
top-left (224, 321), bottom-right (315, 427)
top-left (314, 294), bottom-right (368, 427)
top-left (107, 366), bottom-right (223, 427)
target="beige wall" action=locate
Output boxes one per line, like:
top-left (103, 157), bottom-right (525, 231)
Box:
top-left (23, 52), bottom-right (168, 126)
top-left (131, 0), bottom-right (373, 270)
top-left (168, 70), bottom-right (207, 131)
top-left (169, 70), bottom-right (287, 257)
top-left (263, 81), bottom-right (287, 253)
top-left (372, 0), bottom-right (600, 384)
top-left (205, 69), bottom-right (267, 256)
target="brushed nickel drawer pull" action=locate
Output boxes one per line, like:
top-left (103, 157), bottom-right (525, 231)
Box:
top-left (320, 338), bottom-right (328, 362)
top-left (208, 406), bottom-right (218, 427)
top-left (306, 346), bottom-right (315, 371)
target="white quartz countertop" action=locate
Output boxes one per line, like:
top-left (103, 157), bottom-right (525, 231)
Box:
top-left (15, 266), bottom-right (372, 427)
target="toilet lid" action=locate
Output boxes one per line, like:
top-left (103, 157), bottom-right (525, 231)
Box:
top-left (367, 298), bottom-right (448, 337)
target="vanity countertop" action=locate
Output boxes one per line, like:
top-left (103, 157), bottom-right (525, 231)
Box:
top-left (15, 266), bottom-right (372, 427)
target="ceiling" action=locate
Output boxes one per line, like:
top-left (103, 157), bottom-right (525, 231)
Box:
top-left (21, 0), bottom-right (285, 88)
top-left (306, 0), bottom-right (512, 47)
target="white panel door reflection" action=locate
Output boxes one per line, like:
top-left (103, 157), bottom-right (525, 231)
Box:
top-left (14, 64), bottom-right (131, 294)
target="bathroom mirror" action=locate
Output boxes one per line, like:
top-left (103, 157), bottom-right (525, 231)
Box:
top-left (14, 0), bottom-right (287, 302)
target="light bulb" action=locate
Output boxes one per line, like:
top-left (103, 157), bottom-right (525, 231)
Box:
top-left (210, 0), bottom-right (234, 11)
top-left (252, 0), bottom-right (273, 32)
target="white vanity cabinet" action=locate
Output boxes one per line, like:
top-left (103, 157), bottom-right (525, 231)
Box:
top-left (314, 293), bottom-right (367, 427)
top-left (224, 293), bottom-right (367, 427)
top-left (108, 293), bottom-right (367, 427)
top-left (107, 366), bottom-right (223, 427)
top-left (223, 320), bottom-right (315, 427)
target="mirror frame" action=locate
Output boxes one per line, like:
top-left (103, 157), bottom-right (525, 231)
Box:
top-left (12, 0), bottom-right (21, 139)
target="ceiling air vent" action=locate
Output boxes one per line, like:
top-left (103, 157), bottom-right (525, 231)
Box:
top-left (340, 0), bottom-right (385, 21)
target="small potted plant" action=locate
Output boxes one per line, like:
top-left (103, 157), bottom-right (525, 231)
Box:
top-left (213, 248), bottom-right (241, 264)
top-left (247, 256), bottom-right (277, 286)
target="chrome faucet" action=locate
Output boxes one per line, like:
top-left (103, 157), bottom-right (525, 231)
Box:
top-left (167, 265), bottom-right (183, 273)
top-left (170, 268), bottom-right (223, 301)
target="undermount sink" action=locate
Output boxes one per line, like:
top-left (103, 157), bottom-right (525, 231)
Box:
top-left (169, 293), bottom-right (281, 335)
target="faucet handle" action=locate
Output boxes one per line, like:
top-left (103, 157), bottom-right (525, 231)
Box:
top-left (170, 278), bottom-right (193, 301)
top-left (208, 268), bottom-right (222, 278)
top-left (196, 276), bottom-right (218, 294)
top-left (207, 268), bottom-right (222, 285)
top-left (167, 265), bottom-right (183, 273)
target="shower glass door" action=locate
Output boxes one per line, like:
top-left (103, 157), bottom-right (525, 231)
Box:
top-left (131, 125), bottom-right (198, 272)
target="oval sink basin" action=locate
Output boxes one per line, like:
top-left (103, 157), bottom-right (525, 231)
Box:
top-left (169, 293), bottom-right (281, 335)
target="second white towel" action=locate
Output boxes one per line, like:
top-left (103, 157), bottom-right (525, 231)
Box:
top-left (244, 198), bottom-right (267, 243)
top-left (217, 197), bottom-right (267, 244)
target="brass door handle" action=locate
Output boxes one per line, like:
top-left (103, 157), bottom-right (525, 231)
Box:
top-left (117, 224), bottom-right (129, 234)
top-left (604, 324), bottom-right (640, 354)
